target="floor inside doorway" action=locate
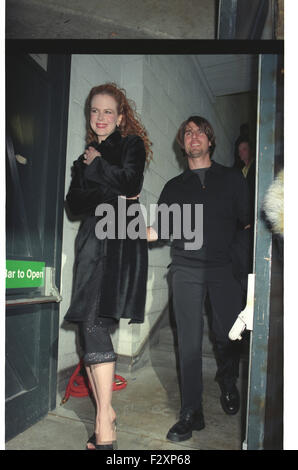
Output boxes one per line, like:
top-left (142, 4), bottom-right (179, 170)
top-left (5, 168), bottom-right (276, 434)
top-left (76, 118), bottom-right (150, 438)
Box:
top-left (5, 318), bottom-right (249, 451)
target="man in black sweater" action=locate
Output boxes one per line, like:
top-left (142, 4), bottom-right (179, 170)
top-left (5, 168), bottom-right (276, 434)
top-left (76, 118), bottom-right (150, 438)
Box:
top-left (148, 116), bottom-right (251, 442)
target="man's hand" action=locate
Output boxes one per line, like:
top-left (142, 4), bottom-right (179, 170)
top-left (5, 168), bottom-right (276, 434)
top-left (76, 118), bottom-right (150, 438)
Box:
top-left (120, 195), bottom-right (140, 200)
top-left (147, 226), bottom-right (158, 242)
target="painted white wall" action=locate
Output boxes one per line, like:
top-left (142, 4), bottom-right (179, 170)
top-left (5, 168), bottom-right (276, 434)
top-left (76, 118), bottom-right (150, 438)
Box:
top-left (58, 55), bottom-right (253, 373)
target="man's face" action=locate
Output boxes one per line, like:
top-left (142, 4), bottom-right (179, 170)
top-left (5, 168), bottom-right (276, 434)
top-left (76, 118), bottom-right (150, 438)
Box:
top-left (184, 121), bottom-right (211, 159)
top-left (238, 142), bottom-right (251, 163)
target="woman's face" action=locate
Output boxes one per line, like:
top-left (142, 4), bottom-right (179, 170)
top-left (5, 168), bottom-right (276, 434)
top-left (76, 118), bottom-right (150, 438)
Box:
top-left (90, 93), bottom-right (122, 142)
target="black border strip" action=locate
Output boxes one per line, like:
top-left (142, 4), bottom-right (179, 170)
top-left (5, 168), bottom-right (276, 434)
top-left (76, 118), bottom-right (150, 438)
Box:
top-left (6, 39), bottom-right (284, 55)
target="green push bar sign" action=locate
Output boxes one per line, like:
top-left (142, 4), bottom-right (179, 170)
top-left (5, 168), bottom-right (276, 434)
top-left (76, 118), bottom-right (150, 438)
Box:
top-left (6, 260), bottom-right (45, 289)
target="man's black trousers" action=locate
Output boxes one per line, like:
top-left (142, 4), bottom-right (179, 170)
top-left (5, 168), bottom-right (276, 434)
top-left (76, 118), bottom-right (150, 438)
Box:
top-left (171, 263), bottom-right (243, 413)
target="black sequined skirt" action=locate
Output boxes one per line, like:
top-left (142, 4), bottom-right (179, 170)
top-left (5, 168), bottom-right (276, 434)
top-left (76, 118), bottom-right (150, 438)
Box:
top-left (79, 316), bottom-right (118, 365)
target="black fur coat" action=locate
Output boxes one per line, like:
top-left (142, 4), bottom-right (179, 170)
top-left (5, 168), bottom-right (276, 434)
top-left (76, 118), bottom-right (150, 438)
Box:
top-left (64, 131), bottom-right (148, 324)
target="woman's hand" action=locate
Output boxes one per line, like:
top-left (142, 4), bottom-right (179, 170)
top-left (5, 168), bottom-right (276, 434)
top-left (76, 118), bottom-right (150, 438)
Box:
top-left (83, 146), bottom-right (101, 165)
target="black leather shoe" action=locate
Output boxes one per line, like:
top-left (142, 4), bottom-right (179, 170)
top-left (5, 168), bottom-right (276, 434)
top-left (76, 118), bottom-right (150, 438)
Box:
top-left (167, 409), bottom-right (205, 442)
top-left (220, 384), bottom-right (240, 415)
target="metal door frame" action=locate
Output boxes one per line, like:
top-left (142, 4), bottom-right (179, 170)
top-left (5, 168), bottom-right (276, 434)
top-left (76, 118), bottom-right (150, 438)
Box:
top-left (243, 54), bottom-right (278, 450)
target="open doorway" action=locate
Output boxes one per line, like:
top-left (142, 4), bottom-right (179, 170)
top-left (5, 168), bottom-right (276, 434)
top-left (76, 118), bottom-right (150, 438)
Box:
top-left (5, 52), bottom-right (283, 450)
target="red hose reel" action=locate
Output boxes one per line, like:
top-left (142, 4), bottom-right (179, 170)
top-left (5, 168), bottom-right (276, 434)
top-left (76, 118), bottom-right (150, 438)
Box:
top-left (61, 359), bottom-right (127, 404)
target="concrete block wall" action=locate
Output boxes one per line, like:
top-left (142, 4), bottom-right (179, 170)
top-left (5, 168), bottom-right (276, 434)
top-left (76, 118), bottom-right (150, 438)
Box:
top-left (58, 54), bottom-right (252, 373)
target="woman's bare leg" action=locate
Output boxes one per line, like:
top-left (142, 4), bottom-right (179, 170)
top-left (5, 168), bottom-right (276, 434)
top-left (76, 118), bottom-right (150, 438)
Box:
top-left (90, 361), bottom-right (116, 445)
top-left (85, 365), bottom-right (99, 449)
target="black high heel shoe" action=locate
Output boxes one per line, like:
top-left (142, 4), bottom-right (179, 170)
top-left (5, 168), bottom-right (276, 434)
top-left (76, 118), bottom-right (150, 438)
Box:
top-left (94, 419), bottom-right (117, 450)
top-left (86, 433), bottom-right (96, 450)
top-left (95, 443), bottom-right (114, 450)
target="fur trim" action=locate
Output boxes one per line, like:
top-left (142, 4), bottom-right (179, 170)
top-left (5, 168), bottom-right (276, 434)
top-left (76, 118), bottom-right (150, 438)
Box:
top-left (263, 169), bottom-right (284, 236)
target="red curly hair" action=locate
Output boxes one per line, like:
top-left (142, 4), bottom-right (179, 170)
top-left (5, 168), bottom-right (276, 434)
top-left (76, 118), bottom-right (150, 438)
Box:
top-left (85, 82), bottom-right (153, 163)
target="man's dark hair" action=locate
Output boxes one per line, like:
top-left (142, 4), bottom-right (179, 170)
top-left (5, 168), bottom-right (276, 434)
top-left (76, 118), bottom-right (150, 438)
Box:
top-left (237, 136), bottom-right (252, 148)
top-left (176, 116), bottom-right (216, 157)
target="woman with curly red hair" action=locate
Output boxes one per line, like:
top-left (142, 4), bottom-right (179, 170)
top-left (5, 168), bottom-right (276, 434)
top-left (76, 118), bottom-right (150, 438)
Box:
top-left (65, 83), bottom-right (152, 450)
